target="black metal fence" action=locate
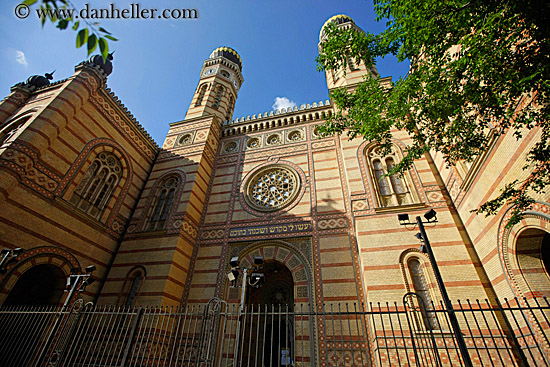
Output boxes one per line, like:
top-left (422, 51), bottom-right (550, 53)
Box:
top-left (0, 296), bottom-right (549, 367)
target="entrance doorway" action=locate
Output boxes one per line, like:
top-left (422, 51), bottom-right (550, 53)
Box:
top-left (244, 260), bottom-right (295, 367)
top-left (4, 264), bottom-right (66, 306)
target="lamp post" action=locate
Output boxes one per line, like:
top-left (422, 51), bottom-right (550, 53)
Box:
top-left (398, 209), bottom-right (473, 367)
top-left (227, 256), bottom-right (265, 367)
top-left (63, 265), bottom-right (97, 309)
top-left (0, 248), bottom-right (23, 273)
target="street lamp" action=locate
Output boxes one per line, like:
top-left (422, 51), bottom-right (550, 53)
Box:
top-left (227, 256), bottom-right (265, 367)
top-left (398, 209), bottom-right (473, 367)
top-left (63, 265), bottom-right (96, 309)
top-left (0, 248), bottom-right (24, 273)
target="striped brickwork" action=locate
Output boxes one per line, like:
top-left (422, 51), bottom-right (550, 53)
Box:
top-left (99, 114), bottom-right (222, 306)
top-left (433, 106), bottom-right (550, 302)
top-left (0, 66), bottom-right (157, 305)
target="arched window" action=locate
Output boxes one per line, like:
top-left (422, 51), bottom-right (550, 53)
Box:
top-left (213, 85), bottom-right (224, 109)
top-left (147, 176), bottom-right (179, 231)
top-left (346, 55), bottom-right (358, 71)
top-left (408, 258), bottom-right (438, 330)
top-left (226, 95), bottom-right (234, 121)
top-left (71, 152), bottom-right (122, 219)
top-left (331, 69), bottom-right (339, 83)
top-left (121, 267), bottom-right (146, 308)
top-left (0, 116), bottom-right (30, 147)
top-left (195, 84), bottom-right (207, 106)
top-left (367, 145), bottom-right (414, 207)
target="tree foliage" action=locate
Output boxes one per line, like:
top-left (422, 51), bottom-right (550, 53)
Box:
top-left (21, 0), bottom-right (117, 61)
top-left (316, 0), bottom-right (550, 226)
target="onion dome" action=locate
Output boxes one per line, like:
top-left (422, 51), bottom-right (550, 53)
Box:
top-left (209, 47), bottom-right (242, 71)
top-left (319, 14), bottom-right (355, 41)
top-left (25, 71), bottom-right (55, 88)
top-left (88, 53), bottom-right (114, 76)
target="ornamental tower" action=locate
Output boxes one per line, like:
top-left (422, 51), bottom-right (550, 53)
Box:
top-left (185, 47), bottom-right (243, 122)
top-left (101, 48), bottom-right (244, 306)
top-left (319, 15), bottom-right (381, 91)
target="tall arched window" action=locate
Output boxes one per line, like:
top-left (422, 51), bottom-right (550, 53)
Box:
top-left (408, 258), bottom-right (438, 330)
top-left (226, 95), bottom-right (234, 121)
top-left (213, 85), bottom-right (224, 109)
top-left (367, 145), bottom-right (414, 207)
top-left (195, 84), bottom-right (207, 106)
top-left (71, 152), bottom-right (122, 219)
top-left (346, 55), bottom-right (358, 71)
top-left (147, 176), bottom-right (179, 231)
top-left (121, 267), bottom-right (146, 308)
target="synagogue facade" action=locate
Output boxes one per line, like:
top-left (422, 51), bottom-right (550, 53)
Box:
top-left (0, 14), bottom-right (549, 366)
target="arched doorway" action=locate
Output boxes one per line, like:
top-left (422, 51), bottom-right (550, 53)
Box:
top-left (3, 264), bottom-right (66, 306)
top-left (245, 260), bottom-right (295, 367)
top-left (516, 228), bottom-right (550, 297)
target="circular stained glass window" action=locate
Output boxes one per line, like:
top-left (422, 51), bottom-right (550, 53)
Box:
top-left (245, 165), bottom-right (300, 212)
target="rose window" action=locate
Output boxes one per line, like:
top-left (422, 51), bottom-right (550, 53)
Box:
top-left (245, 165), bottom-right (300, 212)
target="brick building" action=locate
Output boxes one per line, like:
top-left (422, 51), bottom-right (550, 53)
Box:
top-left (0, 14), bottom-right (548, 366)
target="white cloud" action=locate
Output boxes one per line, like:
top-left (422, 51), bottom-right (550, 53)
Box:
top-left (15, 50), bottom-right (28, 66)
top-left (272, 97), bottom-right (296, 111)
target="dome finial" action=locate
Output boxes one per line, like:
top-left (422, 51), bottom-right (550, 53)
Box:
top-left (209, 46), bottom-right (242, 71)
top-left (320, 14), bottom-right (355, 41)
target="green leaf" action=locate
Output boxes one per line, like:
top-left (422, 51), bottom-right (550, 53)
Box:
top-left (21, 0), bottom-right (38, 5)
top-left (72, 20), bottom-right (79, 31)
top-left (40, 6), bottom-right (46, 27)
top-left (99, 38), bottom-right (109, 61)
top-left (104, 35), bottom-right (118, 42)
top-left (76, 28), bottom-right (88, 48)
top-left (57, 19), bottom-right (69, 30)
top-left (87, 34), bottom-right (98, 56)
top-left (98, 27), bottom-right (111, 35)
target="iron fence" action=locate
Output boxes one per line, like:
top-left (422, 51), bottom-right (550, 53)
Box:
top-left (0, 296), bottom-right (549, 367)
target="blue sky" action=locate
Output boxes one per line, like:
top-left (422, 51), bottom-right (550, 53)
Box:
top-left (0, 0), bottom-right (408, 144)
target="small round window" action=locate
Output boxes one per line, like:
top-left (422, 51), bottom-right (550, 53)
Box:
top-left (267, 134), bottom-right (281, 145)
top-left (244, 165), bottom-right (300, 212)
top-left (225, 141), bottom-right (237, 153)
top-left (177, 134), bottom-right (193, 146)
top-left (247, 138), bottom-right (261, 149)
top-left (288, 130), bottom-right (303, 141)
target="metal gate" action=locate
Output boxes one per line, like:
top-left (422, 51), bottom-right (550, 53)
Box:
top-left (2, 296), bottom-right (549, 366)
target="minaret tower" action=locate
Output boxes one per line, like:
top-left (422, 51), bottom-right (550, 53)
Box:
top-left (185, 47), bottom-right (243, 122)
top-left (319, 15), bottom-right (381, 91)
top-left (101, 48), bottom-right (244, 306)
